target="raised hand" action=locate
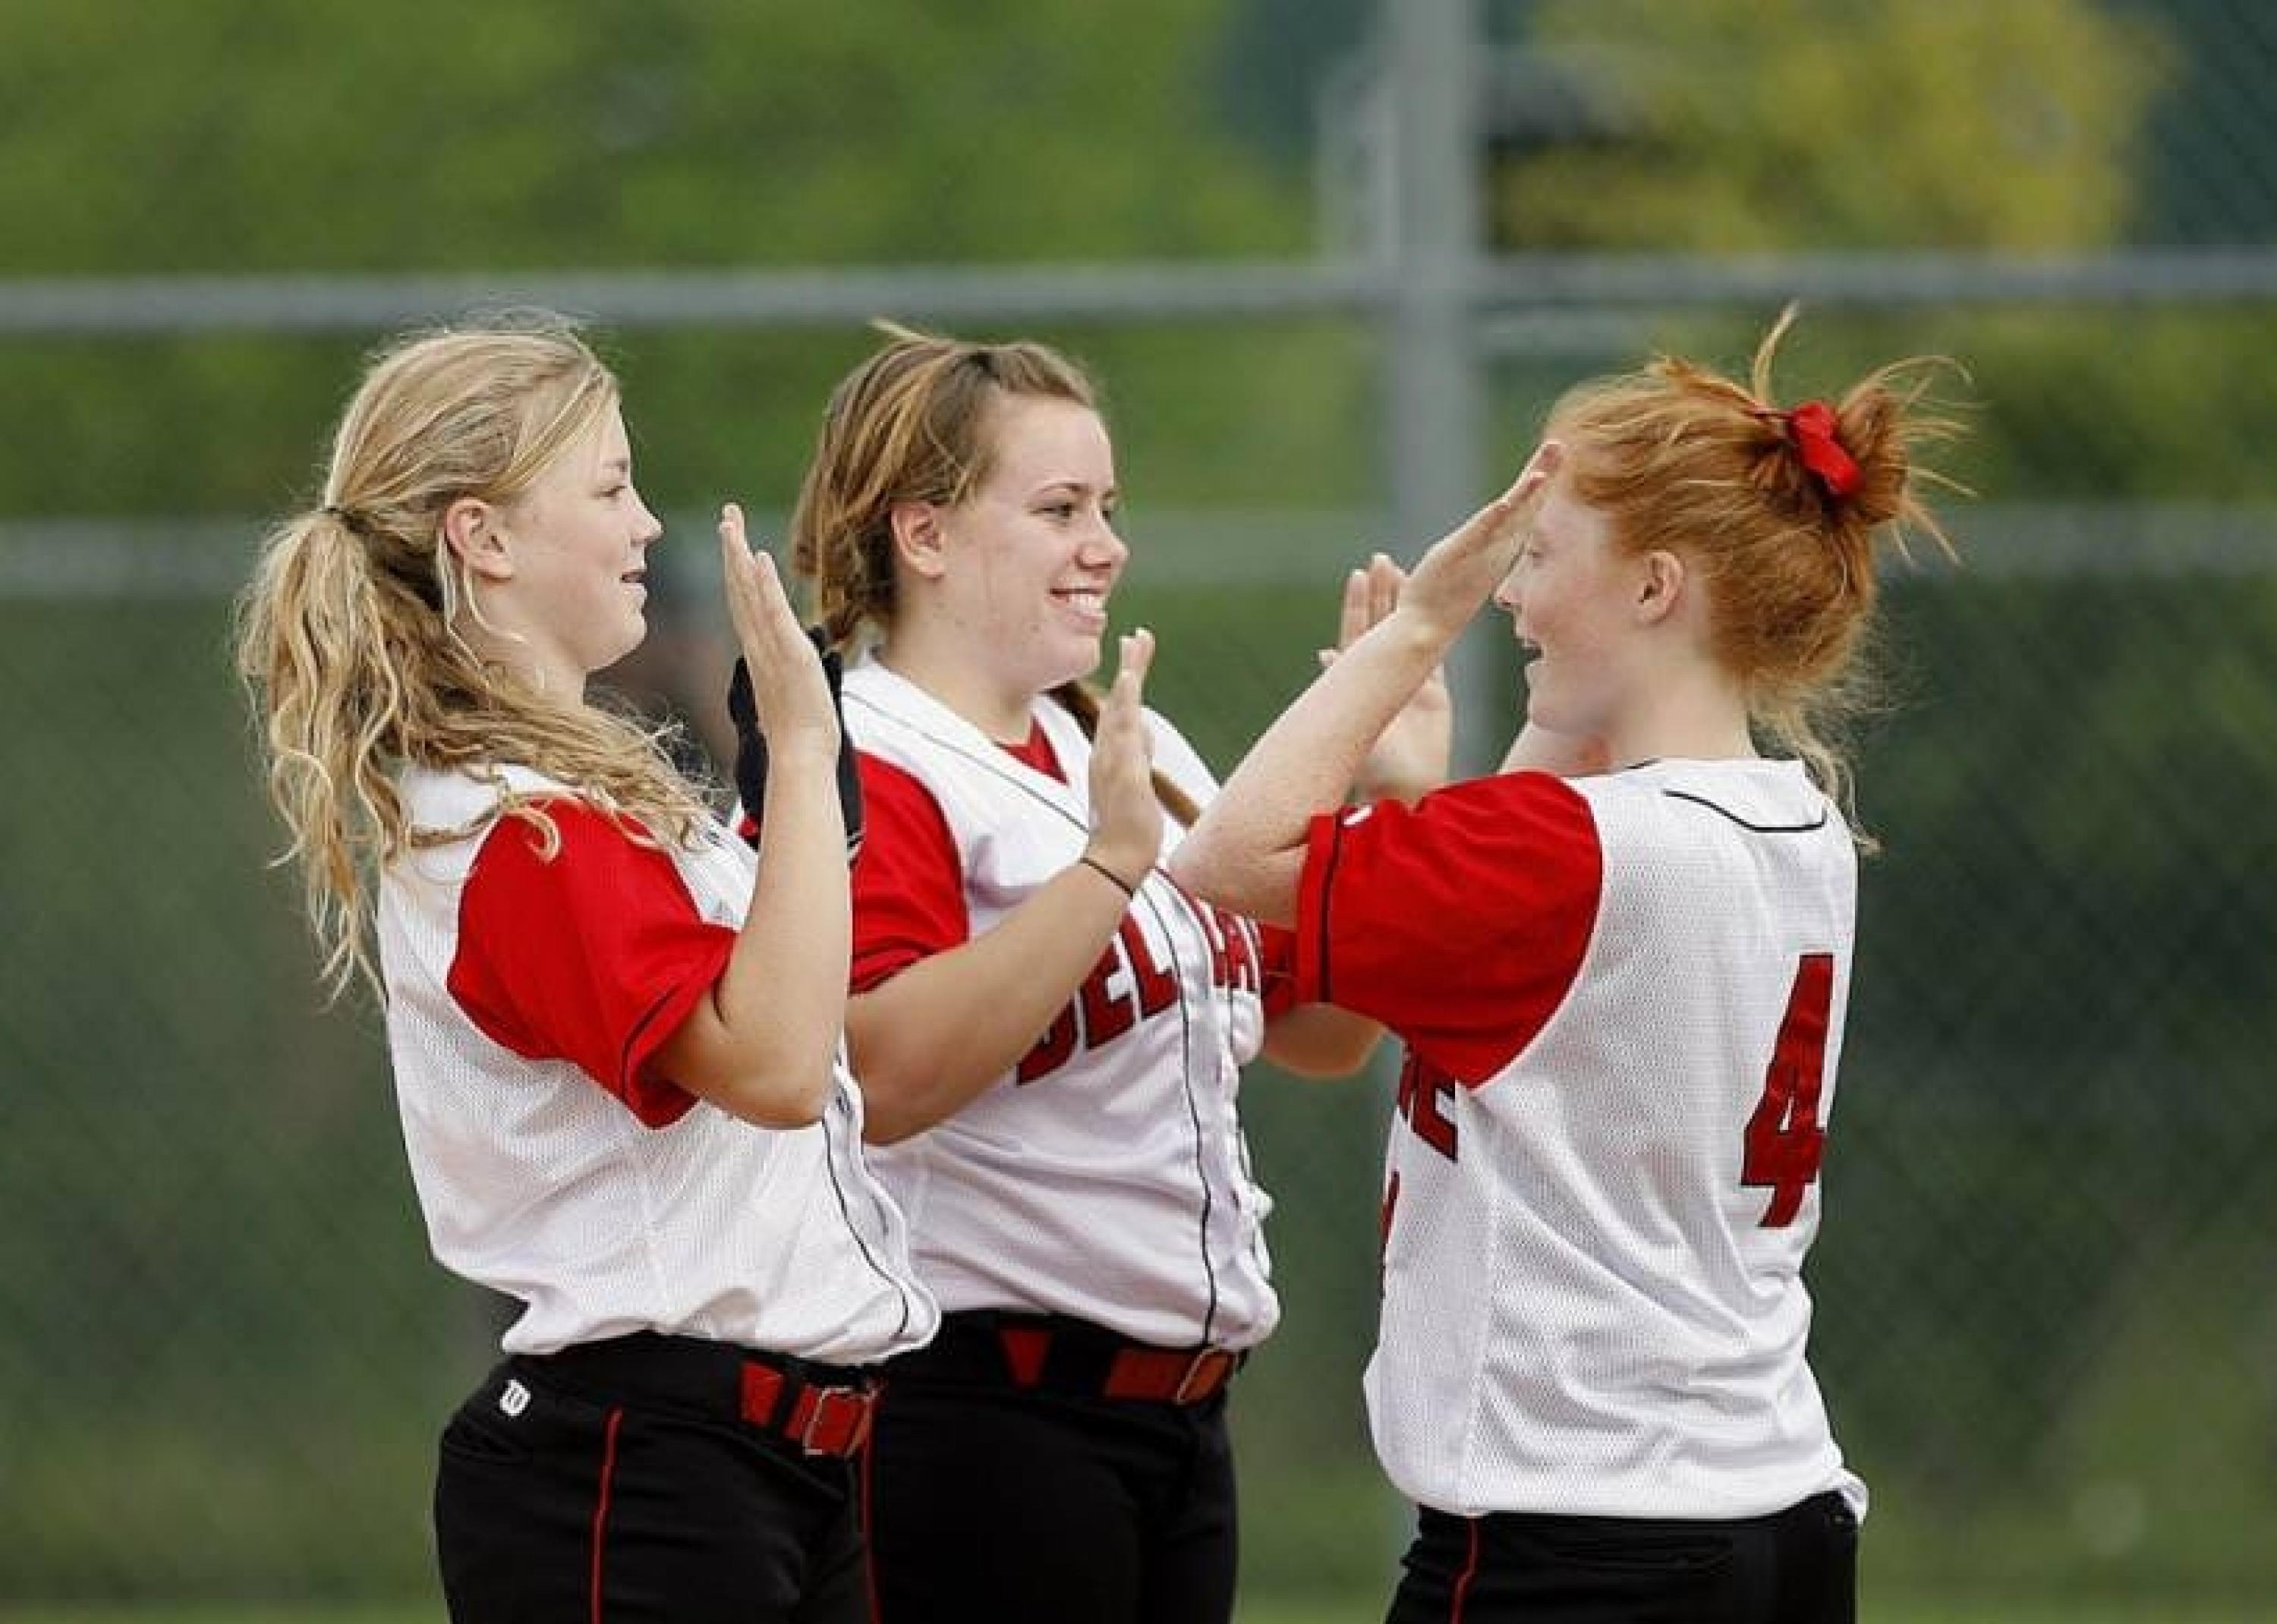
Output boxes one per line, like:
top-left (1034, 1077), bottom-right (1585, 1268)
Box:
top-left (1330, 552), bottom-right (1451, 803)
top-left (1082, 629), bottom-right (1163, 892)
top-left (719, 503), bottom-right (849, 854)
top-left (1399, 441), bottom-right (1563, 643)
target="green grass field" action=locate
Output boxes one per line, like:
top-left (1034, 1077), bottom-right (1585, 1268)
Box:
top-left (8, 1600), bottom-right (2276, 1624)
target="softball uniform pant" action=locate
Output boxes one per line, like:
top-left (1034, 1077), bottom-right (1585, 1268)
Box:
top-left (433, 1332), bottom-right (880, 1624)
top-left (1387, 1490), bottom-right (1859, 1624)
top-left (865, 1311), bottom-right (1243, 1624)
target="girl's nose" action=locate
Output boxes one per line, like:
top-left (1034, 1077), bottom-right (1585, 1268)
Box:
top-left (1085, 518), bottom-right (1129, 571)
top-left (1492, 563), bottom-right (1523, 613)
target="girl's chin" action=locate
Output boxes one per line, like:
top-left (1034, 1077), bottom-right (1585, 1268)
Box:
top-left (594, 624), bottom-right (648, 675)
top-left (1044, 634), bottom-right (1108, 689)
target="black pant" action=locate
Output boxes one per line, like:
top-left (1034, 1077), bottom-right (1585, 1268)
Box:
top-left (1386, 1492), bottom-right (1859, 1624)
top-left (435, 1341), bottom-right (872, 1624)
top-left (865, 1319), bottom-right (1241, 1624)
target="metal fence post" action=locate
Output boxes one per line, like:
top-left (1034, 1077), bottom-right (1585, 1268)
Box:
top-left (1382, 0), bottom-right (1499, 774)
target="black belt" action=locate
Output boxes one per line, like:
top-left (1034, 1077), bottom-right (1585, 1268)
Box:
top-left (518, 1331), bottom-right (880, 1458)
top-left (887, 1312), bottom-right (1243, 1406)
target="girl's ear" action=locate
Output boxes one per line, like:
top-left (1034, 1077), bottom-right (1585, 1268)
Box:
top-left (441, 497), bottom-right (514, 581)
top-left (1635, 549), bottom-right (1686, 627)
top-left (890, 501), bottom-right (948, 581)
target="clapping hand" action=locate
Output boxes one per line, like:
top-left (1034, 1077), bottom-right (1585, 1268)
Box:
top-left (1327, 553), bottom-right (1450, 804)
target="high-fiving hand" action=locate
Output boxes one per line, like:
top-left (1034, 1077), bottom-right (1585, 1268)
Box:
top-left (1331, 553), bottom-right (1450, 804)
top-left (1397, 441), bottom-right (1563, 644)
top-left (1082, 629), bottom-right (1161, 893)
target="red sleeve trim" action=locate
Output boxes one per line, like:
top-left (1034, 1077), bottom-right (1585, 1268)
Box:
top-left (446, 801), bottom-right (739, 1128)
top-left (849, 752), bottom-right (971, 993)
top-left (1255, 920), bottom-right (1302, 1019)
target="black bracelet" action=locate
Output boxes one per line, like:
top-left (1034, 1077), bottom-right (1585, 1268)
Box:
top-left (1078, 854), bottom-right (1138, 899)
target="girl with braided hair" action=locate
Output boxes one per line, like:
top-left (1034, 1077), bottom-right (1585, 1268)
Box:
top-left (1173, 309), bottom-right (1960, 1624)
top-left (777, 323), bottom-right (1424, 1623)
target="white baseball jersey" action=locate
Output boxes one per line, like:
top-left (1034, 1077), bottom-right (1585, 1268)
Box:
top-left (1293, 758), bottom-right (1866, 1520)
top-left (840, 656), bottom-right (1283, 1351)
top-left (377, 761), bottom-right (938, 1364)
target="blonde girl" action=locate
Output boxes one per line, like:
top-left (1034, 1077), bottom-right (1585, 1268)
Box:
top-left (238, 316), bottom-right (935, 1624)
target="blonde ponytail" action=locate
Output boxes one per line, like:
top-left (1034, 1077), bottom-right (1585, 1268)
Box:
top-left (237, 318), bottom-right (710, 1000)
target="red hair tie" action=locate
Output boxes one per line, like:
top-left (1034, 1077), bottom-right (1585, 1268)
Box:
top-left (1781, 401), bottom-right (1860, 499)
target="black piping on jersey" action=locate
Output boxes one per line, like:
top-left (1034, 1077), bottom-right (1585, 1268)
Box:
top-left (1312, 816), bottom-right (1348, 1006)
top-left (846, 686), bottom-right (1228, 1345)
top-left (819, 1087), bottom-right (923, 1341)
top-left (1659, 787), bottom-right (1831, 835)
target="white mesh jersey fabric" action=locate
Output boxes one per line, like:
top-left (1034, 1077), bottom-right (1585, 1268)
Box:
top-left (1365, 759), bottom-right (1868, 1519)
top-left (377, 762), bottom-right (937, 1363)
top-left (843, 658), bottom-right (1280, 1352)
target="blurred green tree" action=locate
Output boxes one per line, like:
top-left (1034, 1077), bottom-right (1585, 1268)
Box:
top-left (1497, 0), bottom-right (2168, 250)
top-left (0, 0), bottom-right (1317, 272)
top-left (0, 0), bottom-right (1370, 517)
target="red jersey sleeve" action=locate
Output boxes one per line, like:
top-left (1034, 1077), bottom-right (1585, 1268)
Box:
top-left (849, 751), bottom-right (971, 993)
top-left (1293, 773), bottom-right (1603, 1084)
top-left (446, 800), bottom-right (737, 1128)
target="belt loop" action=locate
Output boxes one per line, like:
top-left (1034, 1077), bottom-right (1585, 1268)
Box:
top-left (998, 1325), bottom-right (1051, 1389)
top-left (739, 1361), bottom-right (786, 1428)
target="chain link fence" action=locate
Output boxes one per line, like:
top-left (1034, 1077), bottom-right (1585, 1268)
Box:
top-left (5, 312), bottom-right (2273, 1617)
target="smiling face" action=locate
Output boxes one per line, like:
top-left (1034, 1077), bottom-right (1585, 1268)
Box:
top-left (1491, 468), bottom-right (1649, 741)
top-left (921, 393), bottom-right (1126, 715)
top-left (487, 400), bottom-right (663, 695)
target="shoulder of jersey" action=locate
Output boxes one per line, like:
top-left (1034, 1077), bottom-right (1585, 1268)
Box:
top-left (402, 762), bottom-right (578, 828)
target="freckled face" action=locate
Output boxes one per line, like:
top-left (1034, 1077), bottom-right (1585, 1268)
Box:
top-left (1491, 472), bottom-right (1642, 739)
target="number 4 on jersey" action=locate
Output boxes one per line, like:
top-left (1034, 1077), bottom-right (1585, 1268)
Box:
top-left (1741, 952), bottom-right (1835, 1228)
